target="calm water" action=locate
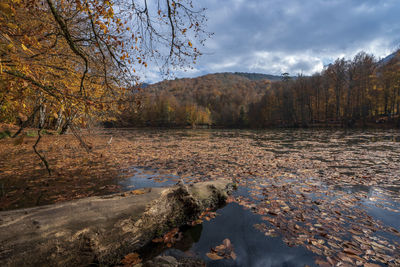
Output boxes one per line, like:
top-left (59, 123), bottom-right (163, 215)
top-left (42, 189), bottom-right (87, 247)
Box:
top-left (119, 129), bottom-right (400, 267)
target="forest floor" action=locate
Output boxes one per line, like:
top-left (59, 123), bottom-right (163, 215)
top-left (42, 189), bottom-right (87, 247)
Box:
top-left (0, 125), bottom-right (140, 210)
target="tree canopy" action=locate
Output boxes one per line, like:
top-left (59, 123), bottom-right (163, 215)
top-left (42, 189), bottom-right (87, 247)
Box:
top-left (0, 0), bottom-right (209, 129)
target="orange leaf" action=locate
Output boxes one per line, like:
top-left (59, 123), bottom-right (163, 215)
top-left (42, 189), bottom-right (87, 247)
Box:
top-left (206, 252), bottom-right (224, 260)
top-left (121, 253), bottom-right (142, 266)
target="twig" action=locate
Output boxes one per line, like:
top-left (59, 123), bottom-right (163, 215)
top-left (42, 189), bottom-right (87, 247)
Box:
top-left (70, 124), bottom-right (92, 153)
top-left (12, 105), bottom-right (41, 138)
top-left (33, 128), bottom-right (51, 175)
top-left (107, 136), bottom-right (113, 145)
top-left (166, 0), bottom-right (176, 56)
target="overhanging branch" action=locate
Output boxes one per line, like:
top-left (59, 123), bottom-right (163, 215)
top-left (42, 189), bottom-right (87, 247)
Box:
top-left (4, 70), bottom-right (60, 100)
top-left (46, 0), bottom-right (88, 96)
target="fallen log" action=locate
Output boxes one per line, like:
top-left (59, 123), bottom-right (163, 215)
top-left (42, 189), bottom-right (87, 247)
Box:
top-left (0, 179), bottom-right (231, 266)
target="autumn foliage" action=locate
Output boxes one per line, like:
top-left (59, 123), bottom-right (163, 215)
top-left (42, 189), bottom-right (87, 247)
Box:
top-left (0, 0), bottom-right (208, 130)
top-left (248, 51), bottom-right (400, 128)
top-left (120, 51), bottom-right (400, 128)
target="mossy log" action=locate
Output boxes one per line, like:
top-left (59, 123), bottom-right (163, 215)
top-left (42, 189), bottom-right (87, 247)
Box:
top-left (0, 179), bottom-right (231, 266)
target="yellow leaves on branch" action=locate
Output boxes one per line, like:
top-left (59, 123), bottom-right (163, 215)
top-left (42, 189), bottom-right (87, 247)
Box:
top-left (1, 0), bottom-right (128, 123)
top-left (0, 2), bottom-right (15, 17)
top-left (1, 0), bottom-right (208, 126)
top-left (20, 43), bottom-right (34, 55)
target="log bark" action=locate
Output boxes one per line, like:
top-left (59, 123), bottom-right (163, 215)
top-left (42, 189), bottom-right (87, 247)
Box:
top-left (0, 179), bottom-right (231, 266)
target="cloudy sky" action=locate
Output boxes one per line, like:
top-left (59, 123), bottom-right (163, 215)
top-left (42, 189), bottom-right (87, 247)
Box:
top-left (142, 0), bottom-right (400, 83)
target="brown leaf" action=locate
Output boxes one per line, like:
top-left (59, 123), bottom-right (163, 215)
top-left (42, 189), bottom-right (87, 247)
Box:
top-left (152, 237), bottom-right (163, 243)
top-left (223, 238), bottom-right (232, 249)
top-left (314, 258), bottom-right (331, 267)
top-left (344, 247), bottom-right (362, 255)
top-left (364, 263), bottom-right (381, 267)
top-left (121, 252), bottom-right (141, 266)
top-left (214, 244), bottom-right (226, 252)
top-left (206, 252), bottom-right (224, 260)
top-left (131, 189), bottom-right (146, 195)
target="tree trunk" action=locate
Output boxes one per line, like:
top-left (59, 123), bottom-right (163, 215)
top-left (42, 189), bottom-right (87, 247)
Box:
top-left (39, 104), bottom-right (46, 128)
top-left (55, 109), bottom-right (63, 131)
top-left (0, 180), bottom-right (231, 266)
top-left (59, 121), bottom-right (69, 134)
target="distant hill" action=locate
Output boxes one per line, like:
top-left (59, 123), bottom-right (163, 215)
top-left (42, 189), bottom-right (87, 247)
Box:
top-left (378, 49), bottom-right (400, 66)
top-left (146, 72), bottom-right (281, 89)
top-left (144, 72), bottom-right (273, 97)
top-left (231, 72), bottom-right (284, 81)
top-left (124, 72), bottom-right (275, 127)
top-left (145, 72), bottom-right (284, 88)
top-left (139, 82), bottom-right (150, 88)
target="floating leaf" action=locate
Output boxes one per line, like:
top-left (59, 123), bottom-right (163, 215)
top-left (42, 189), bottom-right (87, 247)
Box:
top-left (131, 189), bottom-right (146, 195)
top-left (364, 263), bottom-right (381, 267)
top-left (206, 252), bottom-right (223, 260)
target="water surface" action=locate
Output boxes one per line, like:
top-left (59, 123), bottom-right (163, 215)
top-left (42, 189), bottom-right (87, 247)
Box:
top-left (119, 129), bottom-right (400, 266)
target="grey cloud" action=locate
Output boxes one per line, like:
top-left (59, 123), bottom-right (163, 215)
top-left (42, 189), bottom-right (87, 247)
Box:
top-left (145, 0), bottom-right (400, 82)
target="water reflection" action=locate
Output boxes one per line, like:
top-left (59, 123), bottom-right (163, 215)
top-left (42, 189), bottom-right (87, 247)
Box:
top-left (119, 167), bottom-right (178, 189)
top-left (333, 184), bottom-right (400, 240)
top-left (155, 203), bottom-right (318, 267)
top-left (114, 128), bottom-right (400, 266)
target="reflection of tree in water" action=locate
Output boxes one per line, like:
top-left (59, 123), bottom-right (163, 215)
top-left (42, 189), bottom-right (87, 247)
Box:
top-left (137, 224), bottom-right (203, 261)
top-left (174, 224), bottom-right (203, 251)
top-left (333, 184), bottom-right (371, 194)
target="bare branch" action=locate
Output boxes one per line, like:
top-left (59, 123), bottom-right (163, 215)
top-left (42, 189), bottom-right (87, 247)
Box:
top-left (33, 128), bottom-right (51, 175)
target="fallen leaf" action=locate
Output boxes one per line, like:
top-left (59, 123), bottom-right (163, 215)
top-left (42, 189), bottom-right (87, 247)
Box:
top-left (121, 252), bottom-right (141, 266)
top-left (206, 252), bottom-right (224, 260)
top-left (131, 189), bottom-right (146, 195)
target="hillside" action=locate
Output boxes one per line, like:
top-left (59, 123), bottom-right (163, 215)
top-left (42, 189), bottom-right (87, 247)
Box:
top-left (378, 50), bottom-right (400, 67)
top-left (145, 72), bottom-right (275, 94)
top-left (232, 72), bottom-right (283, 81)
top-left (124, 73), bottom-right (274, 127)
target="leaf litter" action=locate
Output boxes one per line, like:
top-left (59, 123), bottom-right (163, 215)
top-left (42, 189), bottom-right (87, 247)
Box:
top-left (2, 129), bottom-right (400, 266)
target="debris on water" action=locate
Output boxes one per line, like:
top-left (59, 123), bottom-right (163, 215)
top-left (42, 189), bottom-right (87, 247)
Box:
top-left (206, 238), bottom-right (236, 261)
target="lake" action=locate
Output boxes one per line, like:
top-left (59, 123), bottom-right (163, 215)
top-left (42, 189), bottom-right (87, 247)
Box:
top-left (117, 128), bottom-right (400, 266)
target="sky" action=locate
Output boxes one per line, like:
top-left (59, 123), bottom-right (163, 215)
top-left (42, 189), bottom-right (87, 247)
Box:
top-left (141, 0), bottom-right (400, 83)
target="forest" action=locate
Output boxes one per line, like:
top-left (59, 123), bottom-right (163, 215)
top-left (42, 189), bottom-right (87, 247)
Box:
top-left (118, 51), bottom-right (400, 128)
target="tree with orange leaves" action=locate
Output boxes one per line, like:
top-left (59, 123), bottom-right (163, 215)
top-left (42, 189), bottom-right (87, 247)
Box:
top-left (0, 0), bottom-right (209, 172)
